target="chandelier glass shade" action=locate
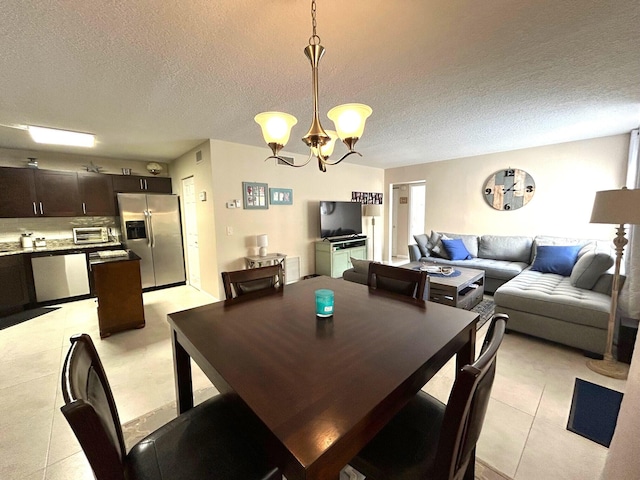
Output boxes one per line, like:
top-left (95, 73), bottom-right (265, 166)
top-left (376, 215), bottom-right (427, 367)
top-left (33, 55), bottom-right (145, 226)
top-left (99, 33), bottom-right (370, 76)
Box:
top-left (254, 1), bottom-right (372, 172)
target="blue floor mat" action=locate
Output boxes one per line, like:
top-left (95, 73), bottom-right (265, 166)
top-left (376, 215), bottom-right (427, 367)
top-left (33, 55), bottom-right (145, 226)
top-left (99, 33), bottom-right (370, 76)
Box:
top-left (567, 378), bottom-right (623, 447)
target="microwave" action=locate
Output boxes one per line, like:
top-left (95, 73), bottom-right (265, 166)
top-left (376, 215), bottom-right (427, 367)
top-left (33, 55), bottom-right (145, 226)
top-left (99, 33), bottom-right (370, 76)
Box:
top-left (73, 227), bottom-right (109, 244)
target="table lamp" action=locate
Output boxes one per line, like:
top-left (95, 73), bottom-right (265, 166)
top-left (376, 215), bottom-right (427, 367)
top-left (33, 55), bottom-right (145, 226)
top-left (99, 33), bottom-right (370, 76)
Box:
top-left (364, 204), bottom-right (382, 260)
top-left (257, 234), bottom-right (268, 257)
top-left (588, 187), bottom-right (640, 379)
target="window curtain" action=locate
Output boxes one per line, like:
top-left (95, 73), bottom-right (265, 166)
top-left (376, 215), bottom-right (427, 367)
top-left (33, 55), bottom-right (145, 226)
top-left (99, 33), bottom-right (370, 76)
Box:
top-left (619, 129), bottom-right (640, 318)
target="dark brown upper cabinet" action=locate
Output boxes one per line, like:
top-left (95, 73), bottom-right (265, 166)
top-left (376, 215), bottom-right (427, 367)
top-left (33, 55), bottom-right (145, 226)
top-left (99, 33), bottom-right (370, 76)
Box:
top-left (0, 167), bottom-right (38, 217)
top-left (111, 175), bottom-right (172, 194)
top-left (77, 172), bottom-right (116, 216)
top-left (34, 170), bottom-right (81, 216)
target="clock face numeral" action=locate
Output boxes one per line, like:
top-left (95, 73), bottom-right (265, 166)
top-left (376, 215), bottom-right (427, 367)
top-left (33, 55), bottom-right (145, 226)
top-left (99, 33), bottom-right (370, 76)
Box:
top-left (483, 168), bottom-right (535, 211)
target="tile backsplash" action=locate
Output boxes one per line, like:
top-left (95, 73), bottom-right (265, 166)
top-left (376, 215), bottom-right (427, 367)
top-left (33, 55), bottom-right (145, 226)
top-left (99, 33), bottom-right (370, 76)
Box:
top-left (0, 217), bottom-right (120, 243)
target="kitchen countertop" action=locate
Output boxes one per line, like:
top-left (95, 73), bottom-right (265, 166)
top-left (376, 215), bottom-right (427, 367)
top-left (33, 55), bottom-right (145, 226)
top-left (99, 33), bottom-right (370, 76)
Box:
top-left (0, 240), bottom-right (122, 257)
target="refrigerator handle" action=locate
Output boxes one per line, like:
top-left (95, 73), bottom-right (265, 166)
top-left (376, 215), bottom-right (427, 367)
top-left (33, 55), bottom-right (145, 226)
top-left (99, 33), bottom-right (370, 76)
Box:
top-left (147, 210), bottom-right (155, 248)
top-left (143, 210), bottom-right (152, 247)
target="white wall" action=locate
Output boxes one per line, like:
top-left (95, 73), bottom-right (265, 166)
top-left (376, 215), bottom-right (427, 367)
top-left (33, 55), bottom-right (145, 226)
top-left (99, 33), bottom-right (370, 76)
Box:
top-left (383, 134), bottom-right (629, 258)
top-left (0, 147), bottom-right (170, 176)
top-left (170, 141), bottom-right (220, 297)
top-left (208, 140), bottom-right (384, 297)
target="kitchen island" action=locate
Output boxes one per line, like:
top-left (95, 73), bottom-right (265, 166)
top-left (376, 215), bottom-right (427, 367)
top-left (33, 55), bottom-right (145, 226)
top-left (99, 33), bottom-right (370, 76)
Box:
top-left (89, 250), bottom-right (145, 338)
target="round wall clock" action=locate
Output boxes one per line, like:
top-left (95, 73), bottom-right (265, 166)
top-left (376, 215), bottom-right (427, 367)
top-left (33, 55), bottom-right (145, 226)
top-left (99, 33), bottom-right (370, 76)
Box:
top-left (483, 168), bottom-right (535, 211)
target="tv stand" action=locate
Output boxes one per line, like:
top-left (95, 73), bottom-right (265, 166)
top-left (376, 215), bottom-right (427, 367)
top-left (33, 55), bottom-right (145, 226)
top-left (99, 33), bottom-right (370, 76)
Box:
top-left (315, 237), bottom-right (368, 278)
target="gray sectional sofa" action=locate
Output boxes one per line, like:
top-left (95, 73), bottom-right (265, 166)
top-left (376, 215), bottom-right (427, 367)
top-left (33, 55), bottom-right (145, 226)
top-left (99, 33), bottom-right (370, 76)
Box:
top-left (409, 232), bottom-right (617, 355)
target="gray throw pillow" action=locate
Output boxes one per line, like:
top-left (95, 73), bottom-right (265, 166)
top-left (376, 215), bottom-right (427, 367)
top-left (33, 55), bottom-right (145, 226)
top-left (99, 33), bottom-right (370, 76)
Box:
top-left (430, 232), bottom-right (451, 259)
top-left (351, 257), bottom-right (372, 275)
top-left (413, 234), bottom-right (430, 257)
top-left (569, 252), bottom-right (614, 289)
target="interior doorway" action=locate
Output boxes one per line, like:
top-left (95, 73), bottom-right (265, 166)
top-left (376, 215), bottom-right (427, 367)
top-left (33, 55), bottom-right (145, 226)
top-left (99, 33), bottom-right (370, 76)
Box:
top-left (389, 181), bottom-right (426, 263)
top-left (181, 176), bottom-right (201, 290)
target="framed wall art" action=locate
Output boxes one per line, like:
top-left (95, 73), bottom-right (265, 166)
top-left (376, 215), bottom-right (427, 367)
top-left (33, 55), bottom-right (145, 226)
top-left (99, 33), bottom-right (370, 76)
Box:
top-left (351, 191), bottom-right (383, 205)
top-left (242, 182), bottom-right (269, 209)
top-left (269, 188), bottom-right (293, 205)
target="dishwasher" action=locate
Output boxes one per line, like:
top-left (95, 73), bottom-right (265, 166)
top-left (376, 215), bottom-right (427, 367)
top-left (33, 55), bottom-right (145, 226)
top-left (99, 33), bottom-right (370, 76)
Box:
top-left (31, 253), bottom-right (91, 302)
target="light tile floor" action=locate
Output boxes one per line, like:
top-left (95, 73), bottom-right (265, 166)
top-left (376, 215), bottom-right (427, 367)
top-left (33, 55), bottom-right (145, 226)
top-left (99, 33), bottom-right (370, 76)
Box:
top-left (0, 284), bottom-right (626, 479)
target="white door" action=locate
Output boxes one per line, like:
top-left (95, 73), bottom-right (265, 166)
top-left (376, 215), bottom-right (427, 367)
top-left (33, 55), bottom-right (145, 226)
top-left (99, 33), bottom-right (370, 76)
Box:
top-left (392, 187), bottom-right (400, 256)
top-left (182, 177), bottom-right (201, 290)
top-left (409, 183), bottom-right (426, 238)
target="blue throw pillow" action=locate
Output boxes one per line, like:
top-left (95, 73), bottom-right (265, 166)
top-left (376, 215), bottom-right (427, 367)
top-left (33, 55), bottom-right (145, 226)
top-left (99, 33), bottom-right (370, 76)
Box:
top-left (531, 245), bottom-right (582, 276)
top-left (441, 238), bottom-right (472, 261)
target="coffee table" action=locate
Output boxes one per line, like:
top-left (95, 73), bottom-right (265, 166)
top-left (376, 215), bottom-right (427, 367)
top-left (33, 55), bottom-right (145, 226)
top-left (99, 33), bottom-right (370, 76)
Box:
top-left (403, 262), bottom-right (484, 310)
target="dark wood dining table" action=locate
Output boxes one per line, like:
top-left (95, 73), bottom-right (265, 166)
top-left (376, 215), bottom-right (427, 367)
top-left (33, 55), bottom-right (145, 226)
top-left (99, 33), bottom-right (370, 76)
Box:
top-left (167, 276), bottom-right (478, 480)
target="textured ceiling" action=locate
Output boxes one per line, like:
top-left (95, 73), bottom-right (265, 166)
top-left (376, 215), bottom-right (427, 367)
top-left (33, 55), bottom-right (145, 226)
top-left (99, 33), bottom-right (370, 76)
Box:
top-left (0, 0), bottom-right (638, 169)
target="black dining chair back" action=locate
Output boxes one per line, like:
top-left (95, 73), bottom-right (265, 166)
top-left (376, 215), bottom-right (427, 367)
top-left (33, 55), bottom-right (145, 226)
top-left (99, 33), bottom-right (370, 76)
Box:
top-left (367, 262), bottom-right (429, 300)
top-left (60, 333), bottom-right (280, 480)
top-left (350, 313), bottom-right (508, 480)
top-left (222, 264), bottom-right (284, 300)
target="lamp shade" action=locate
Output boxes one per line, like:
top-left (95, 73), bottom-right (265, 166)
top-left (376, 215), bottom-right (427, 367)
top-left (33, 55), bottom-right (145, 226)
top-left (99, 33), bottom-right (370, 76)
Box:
top-left (254, 112), bottom-right (298, 146)
top-left (311, 130), bottom-right (338, 158)
top-left (327, 103), bottom-right (372, 140)
top-left (257, 234), bottom-right (268, 247)
top-left (364, 204), bottom-right (382, 217)
top-left (590, 188), bottom-right (640, 225)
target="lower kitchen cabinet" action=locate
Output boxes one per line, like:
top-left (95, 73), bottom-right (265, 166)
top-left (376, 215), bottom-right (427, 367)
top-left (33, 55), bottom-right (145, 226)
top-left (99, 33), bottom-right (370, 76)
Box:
top-left (0, 255), bottom-right (30, 315)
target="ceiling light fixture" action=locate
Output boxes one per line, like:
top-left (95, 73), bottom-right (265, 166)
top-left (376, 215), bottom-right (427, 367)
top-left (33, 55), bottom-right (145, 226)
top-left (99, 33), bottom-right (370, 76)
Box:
top-left (28, 126), bottom-right (95, 147)
top-left (254, 0), bottom-right (372, 172)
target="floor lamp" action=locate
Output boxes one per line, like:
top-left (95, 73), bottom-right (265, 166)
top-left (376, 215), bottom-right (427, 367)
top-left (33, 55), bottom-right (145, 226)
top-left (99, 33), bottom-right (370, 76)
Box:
top-left (364, 204), bottom-right (382, 261)
top-left (588, 187), bottom-right (640, 379)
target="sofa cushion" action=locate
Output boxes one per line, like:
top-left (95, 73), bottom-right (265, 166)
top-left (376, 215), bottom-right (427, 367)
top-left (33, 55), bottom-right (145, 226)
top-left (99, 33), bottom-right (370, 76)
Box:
top-left (478, 235), bottom-right (533, 263)
top-left (425, 257), bottom-right (527, 280)
top-left (494, 269), bottom-right (611, 329)
top-left (570, 252), bottom-right (614, 290)
top-left (532, 235), bottom-right (610, 263)
top-left (351, 257), bottom-right (372, 275)
top-left (442, 238), bottom-right (472, 260)
top-left (413, 234), bottom-right (430, 257)
top-left (441, 233), bottom-right (479, 257)
top-left (531, 245), bottom-right (582, 276)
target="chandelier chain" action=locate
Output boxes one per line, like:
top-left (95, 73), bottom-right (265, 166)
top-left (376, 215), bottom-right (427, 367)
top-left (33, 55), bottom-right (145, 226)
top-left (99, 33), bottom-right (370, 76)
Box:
top-left (309, 0), bottom-right (320, 45)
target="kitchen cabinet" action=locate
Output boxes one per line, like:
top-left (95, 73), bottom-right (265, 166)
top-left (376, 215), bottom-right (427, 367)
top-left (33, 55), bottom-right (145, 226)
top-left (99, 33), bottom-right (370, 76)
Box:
top-left (77, 172), bottom-right (115, 216)
top-left (0, 167), bottom-right (38, 217)
top-left (111, 175), bottom-right (172, 194)
top-left (34, 170), bottom-right (81, 216)
top-left (0, 255), bottom-right (30, 315)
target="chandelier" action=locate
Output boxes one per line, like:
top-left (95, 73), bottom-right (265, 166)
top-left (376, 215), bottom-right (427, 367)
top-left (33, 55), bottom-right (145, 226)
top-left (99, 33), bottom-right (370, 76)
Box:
top-left (254, 0), bottom-right (372, 172)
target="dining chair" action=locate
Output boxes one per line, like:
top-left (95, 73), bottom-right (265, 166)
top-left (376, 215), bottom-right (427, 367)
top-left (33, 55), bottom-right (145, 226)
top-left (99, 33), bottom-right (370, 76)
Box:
top-left (60, 334), bottom-right (280, 480)
top-left (349, 313), bottom-right (508, 480)
top-left (367, 262), bottom-right (429, 300)
top-left (221, 264), bottom-right (284, 300)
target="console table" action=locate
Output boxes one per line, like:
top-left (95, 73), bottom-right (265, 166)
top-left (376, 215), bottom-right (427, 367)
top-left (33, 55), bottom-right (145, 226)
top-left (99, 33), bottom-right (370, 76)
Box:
top-left (315, 237), bottom-right (367, 278)
top-left (244, 253), bottom-right (287, 280)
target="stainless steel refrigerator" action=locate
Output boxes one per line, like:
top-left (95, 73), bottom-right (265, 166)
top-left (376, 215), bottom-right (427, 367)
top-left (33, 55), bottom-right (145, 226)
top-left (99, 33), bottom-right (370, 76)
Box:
top-left (117, 193), bottom-right (186, 289)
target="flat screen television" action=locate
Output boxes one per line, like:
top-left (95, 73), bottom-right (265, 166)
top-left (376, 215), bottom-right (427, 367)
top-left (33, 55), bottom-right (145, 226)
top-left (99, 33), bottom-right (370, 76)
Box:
top-left (319, 201), bottom-right (363, 239)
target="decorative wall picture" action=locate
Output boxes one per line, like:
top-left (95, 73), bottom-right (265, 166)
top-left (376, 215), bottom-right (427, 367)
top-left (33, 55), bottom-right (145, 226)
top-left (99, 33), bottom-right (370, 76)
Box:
top-left (269, 188), bottom-right (293, 205)
top-left (351, 191), bottom-right (383, 205)
top-left (399, 197), bottom-right (408, 204)
top-left (242, 182), bottom-right (269, 209)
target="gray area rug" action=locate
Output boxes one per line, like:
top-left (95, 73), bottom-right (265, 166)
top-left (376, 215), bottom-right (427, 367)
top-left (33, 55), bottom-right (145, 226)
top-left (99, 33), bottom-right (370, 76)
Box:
top-left (0, 306), bottom-right (60, 330)
top-left (122, 387), bottom-right (511, 479)
top-left (470, 297), bottom-right (495, 329)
